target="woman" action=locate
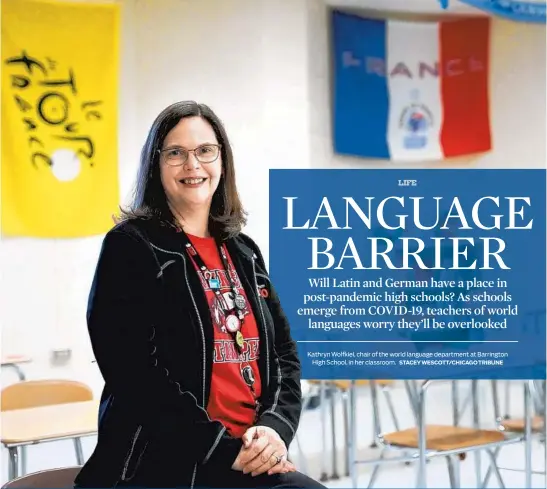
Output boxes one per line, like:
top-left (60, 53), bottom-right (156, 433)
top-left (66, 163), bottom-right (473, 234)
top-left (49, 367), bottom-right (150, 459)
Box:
top-left (75, 101), bottom-right (325, 488)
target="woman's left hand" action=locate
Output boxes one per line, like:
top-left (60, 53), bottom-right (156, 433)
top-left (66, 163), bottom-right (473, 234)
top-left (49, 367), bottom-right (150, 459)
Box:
top-left (267, 457), bottom-right (297, 476)
top-left (239, 426), bottom-right (291, 476)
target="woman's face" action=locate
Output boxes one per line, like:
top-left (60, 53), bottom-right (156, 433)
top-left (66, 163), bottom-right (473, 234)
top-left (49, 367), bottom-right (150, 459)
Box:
top-left (159, 116), bottom-right (222, 214)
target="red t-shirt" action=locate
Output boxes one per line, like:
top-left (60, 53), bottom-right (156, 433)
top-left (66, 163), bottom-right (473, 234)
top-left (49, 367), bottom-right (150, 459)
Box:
top-left (186, 234), bottom-right (262, 438)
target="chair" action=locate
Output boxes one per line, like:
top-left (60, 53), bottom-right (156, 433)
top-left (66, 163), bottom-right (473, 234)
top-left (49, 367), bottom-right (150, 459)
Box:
top-left (1, 380), bottom-right (93, 477)
top-left (1, 379), bottom-right (93, 411)
top-left (482, 380), bottom-right (547, 486)
top-left (348, 380), bottom-right (533, 488)
top-left (1, 466), bottom-right (81, 488)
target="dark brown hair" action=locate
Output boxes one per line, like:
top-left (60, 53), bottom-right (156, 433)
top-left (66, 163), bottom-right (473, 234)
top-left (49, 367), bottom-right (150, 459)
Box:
top-left (119, 101), bottom-right (247, 239)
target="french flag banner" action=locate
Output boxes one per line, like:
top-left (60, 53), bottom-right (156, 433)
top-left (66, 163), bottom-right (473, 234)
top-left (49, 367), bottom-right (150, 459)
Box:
top-left (332, 11), bottom-right (492, 162)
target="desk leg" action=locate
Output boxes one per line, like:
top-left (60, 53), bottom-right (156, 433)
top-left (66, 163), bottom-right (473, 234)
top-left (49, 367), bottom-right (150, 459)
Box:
top-left (20, 446), bottom-right (27, 475)
top-left (74, 438), bottom-right (85, 465)
top-left (8, 447), bottom-right (19, 481)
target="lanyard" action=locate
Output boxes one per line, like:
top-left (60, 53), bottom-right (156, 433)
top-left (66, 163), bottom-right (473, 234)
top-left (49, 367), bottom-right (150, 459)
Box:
top-left (180, 231), bottom-right (247, 352)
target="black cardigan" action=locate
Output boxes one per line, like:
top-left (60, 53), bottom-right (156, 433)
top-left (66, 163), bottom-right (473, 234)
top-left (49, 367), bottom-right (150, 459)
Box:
top-left (74, 218), bottom-right (302, 488)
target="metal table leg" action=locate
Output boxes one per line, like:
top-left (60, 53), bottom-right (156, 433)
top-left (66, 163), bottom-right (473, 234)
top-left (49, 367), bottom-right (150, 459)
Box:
top-left (20, 446), bottom-right (27, 476)
top-left (8, 446), bottom-right (20, 481)
top-left (74, 438), bottom-right (85, 464)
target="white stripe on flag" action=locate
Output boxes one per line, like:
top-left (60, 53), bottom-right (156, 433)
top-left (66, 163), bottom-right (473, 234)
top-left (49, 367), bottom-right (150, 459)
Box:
top-left (386, 20), bottom-right (443, 162)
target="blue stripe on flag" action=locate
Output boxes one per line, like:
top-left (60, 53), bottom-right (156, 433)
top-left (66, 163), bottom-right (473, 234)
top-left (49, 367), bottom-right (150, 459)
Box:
top-left (332, 11), bottom-right (390, 159)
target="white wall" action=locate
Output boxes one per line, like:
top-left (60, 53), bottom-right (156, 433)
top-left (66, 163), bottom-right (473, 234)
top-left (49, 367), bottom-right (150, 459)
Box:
top-left (1, 0), bottom-right (545, 392)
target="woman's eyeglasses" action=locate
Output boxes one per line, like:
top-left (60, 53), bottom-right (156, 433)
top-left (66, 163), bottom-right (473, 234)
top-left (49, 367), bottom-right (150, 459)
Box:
top-left (158, 143), bottom-right (221, 166)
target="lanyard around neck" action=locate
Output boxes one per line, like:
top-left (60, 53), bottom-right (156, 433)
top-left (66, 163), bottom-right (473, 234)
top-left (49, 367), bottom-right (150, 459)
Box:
top-left (179, 231), bottom-right (248, 349)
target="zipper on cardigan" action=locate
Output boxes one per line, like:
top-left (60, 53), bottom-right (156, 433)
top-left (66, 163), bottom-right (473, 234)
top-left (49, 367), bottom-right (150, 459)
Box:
top-left (252, 254), bottom-right (270, 388)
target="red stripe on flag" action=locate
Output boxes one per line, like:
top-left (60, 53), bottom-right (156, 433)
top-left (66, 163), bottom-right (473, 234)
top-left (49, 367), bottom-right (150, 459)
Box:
top-left (439, 18), bottom-right (491, 158)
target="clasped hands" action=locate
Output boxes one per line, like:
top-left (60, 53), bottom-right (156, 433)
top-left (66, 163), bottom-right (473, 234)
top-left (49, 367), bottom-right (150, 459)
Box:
top-left (232, 426), bottom-right (296, 477)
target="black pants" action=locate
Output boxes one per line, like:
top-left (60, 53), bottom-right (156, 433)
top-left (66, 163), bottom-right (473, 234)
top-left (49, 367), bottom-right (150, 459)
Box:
top-left (195, 467), bottom-right (327, 488)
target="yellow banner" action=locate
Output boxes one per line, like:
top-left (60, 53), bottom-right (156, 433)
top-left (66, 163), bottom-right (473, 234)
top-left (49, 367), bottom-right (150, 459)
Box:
top-left (1, 0), bottom-right (120, 237)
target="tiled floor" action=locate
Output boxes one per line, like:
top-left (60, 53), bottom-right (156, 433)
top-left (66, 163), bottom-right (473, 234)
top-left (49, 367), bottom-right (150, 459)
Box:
top-left (1, 380), bottom-right (545, 488)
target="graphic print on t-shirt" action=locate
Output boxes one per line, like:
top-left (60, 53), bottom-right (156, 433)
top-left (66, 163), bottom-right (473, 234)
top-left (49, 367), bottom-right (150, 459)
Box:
top-left (213, 337), bottom-right (260, 363)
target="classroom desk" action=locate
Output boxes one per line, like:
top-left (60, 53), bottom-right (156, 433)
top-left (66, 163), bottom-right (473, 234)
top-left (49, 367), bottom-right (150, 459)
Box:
top-left (1, 400), bottom-right (98, 481)
top-left (1, 355), bottom-right (31, 380)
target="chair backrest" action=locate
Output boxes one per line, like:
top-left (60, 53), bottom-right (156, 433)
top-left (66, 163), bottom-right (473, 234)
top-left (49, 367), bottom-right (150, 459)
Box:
top-left (1, 467), bottom-right (81, 488)
top-left (0, 380), bottom-right (93, 411)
